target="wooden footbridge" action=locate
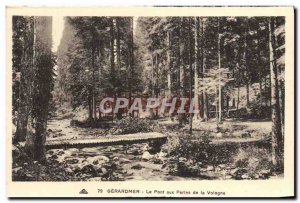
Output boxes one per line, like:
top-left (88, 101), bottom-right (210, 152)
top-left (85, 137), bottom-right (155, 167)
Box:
top-left (45, 132), bottom-right (167, 149)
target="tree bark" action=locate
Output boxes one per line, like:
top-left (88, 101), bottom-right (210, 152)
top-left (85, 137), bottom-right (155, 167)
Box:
top-left (167, 31), bottom-right (172, 95)
top-left (14, 17), bottom-right (34, 143)
top-left (257, 21), bottom-right (263, 116)
top-left (91, 47), bottom-right (96, 121)
top-left (201, 18), bottom-right (208, 121)
top-left (110, 17), bottom-right (115, 95)
top-left (25, 16), bottom-right (53, 163)
top-left (218, 17), bottom-right (222, 124)
top-left (269, 17), bottom-right (283, 169)
top-left (188, 18), bottom-right (193, 134)
top-left (194, 17), bottom-right (200, 120)
top-left (179, 18), bottom-right (185, 96)
top-left (116, 18), bottom-right (122, 119)
top-left (116, 18), bottom-right (121, 76)
top-left (236, 63), bottom-right (241, 119)
top-left (177, 17), bottom-right (182, 92)
top-left (244, 20), bottom-right (250, 106)
top-left (155, 54), bottom-right (159, 118)
top-left (128, 17), bottom-right (134, 117)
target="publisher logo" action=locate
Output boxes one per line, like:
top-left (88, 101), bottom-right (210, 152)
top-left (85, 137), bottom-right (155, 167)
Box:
top-left (79, 189), bottom-right (88, 194)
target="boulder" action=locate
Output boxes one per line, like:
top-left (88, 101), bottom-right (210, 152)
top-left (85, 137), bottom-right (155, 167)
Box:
top-left (48, 150), bottom-right (55, 155)
top-left (87, 156), bottom-right (110, 165)
top-left (99, 167), bottom-right (108, 175)
top-left (200, 168), bottom-right (207, 172)
top-left (65, 158), bottom-right (79, 164)
top-left (12, 167), bottom-right (23, 174)
top-left (230, 168), bottom-right (239, 176)
top-left (178, 157), bottom-right (187, 162)
top-left (131, 164), bottom-right (143, 170)
top-left (65, 168), bottom-right (73, 174)
top-left (67, 148), bottom-right (79, 154)
top-left (225, 175), bottom-right (232, 179)
top-left (153, 158), bottom-right (163, 164)
top-left (230, 168), bottom-right (248, 178)
top-left (241, 132), bottom-right (251, 138)
top-left (119, 158), bottom-right (131, 164)
top-left (216, 132), bottom-right (223, 138)
top-left (141, 144), bottom-right (149, 151)
top-left (158, 151), bottom-right (167, 158)
top-left (218, 164), bottom-right (226, 169)
top-left (12, 146), bottom-right (21, 159)
top-left (259, 169), bottom-right (271, 175)
top-left (142, 151), bottom-right (152, 161)
top-left (25, 173), bottom-right (34, 180)
top-left (81, 164), bottom-right (97, 176)
top-left (88, 177), bottom-right (102, 181)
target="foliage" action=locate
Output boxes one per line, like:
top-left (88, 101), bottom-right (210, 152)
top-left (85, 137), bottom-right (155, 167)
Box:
top-left (56, 17), bottom-right (142, 121)
top-left (232, 146), bottom-right (274, 178)
top-left (109, 117), bottom-right (159, 135)
top-left (168, 133), bottom-right (214, 163)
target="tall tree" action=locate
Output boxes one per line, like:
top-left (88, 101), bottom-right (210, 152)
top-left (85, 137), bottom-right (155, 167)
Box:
top-left (13, 17), bottom-right (34, 143)
top-left (269, 17), bottom-right (283, 169)
top-left (188, 18), bottom-right (193, 134)
top-left (25, 17), bottom-right (54, 162)
top-left (128, 17), bottom-right (134, 117)
top-left (217, 17), bottom-right (222, 123)
top-left (193, 17), bottom-right (200, 120)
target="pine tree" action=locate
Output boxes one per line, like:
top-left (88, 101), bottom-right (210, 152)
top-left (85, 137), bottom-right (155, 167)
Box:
top-left (25, 17), bottom-right (54, 162)
top-left (269, 17), bottom-right (283, 169)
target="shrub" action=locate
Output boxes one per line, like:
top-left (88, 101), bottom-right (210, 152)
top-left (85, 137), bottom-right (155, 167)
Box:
top-left (232, 146), bottom-right (274, 176)
top-left (168, 133), bottom-right (214, 164)
top-left (109, 117), bottom-right (159, 135)
top-left (248, 101), bottom-right (271, 119)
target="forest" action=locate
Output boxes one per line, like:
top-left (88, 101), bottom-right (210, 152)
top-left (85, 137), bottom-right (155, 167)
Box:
top-left (12, 15), bottom-right (285, 181)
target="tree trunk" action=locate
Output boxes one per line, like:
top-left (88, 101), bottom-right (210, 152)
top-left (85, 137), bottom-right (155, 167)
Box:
top-left (116, 18), bottom-right (122, 119)
top-left (236, 63), bottom-right (241, 119)
top-left (98, 45), bottom-right (102, 121)
top-left (269, 17), bottom-right (283, 169)
top-left (199, 18), bottom-right (205, 119)
top-left (88, 91), bottom-right (93, 121)
top-left (188, 18), bottom-right (193, 135)
top-left (14, 17), bottom-right (34, 143)
top-left (167, 31), bottom-right (172, 95)
top-left (177, 17), bottom-right (182, 92)
top-left (257, 23), bottom-right (263, 116)
top-left (128, 17), bottom-right (134, 117)
top-left (226, 95), bottom-right (230, 116)
top-left (110, 17), bottom-right (115, 95)
top-left (92, 47), bottom-right (96, 121)
top-left (116, 18), bottom-right (121, 76)
top-left (155, 54), bottom-right (159, 118)
top-left (151, 55), bottom-right (155, 96)
top-left (244, 20), bottom-right (250, 106)
top-left (201, 18), bottom-right (208, 121)
top-left (194, 17), bottom-right (200, 120)
top-left (25, 16), bottom-right (53, 163)
top-left (264, 74), bottom-right (268, 106)
top-left (218, 17), bottom-right (222, 124)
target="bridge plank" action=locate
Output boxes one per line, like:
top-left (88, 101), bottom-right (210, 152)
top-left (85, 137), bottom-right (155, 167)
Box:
top-left (45, 132), bottom-right (167, 149)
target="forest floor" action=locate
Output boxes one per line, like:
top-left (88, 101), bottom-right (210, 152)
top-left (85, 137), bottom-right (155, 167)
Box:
top-left (12, 112), bottom-right (280, 181)
top-left (46, 116), bottom-right (271, 141)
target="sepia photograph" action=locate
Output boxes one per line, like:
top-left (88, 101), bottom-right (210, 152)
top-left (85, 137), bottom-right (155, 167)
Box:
top-left (6, 6), bottom-right (294, 198)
